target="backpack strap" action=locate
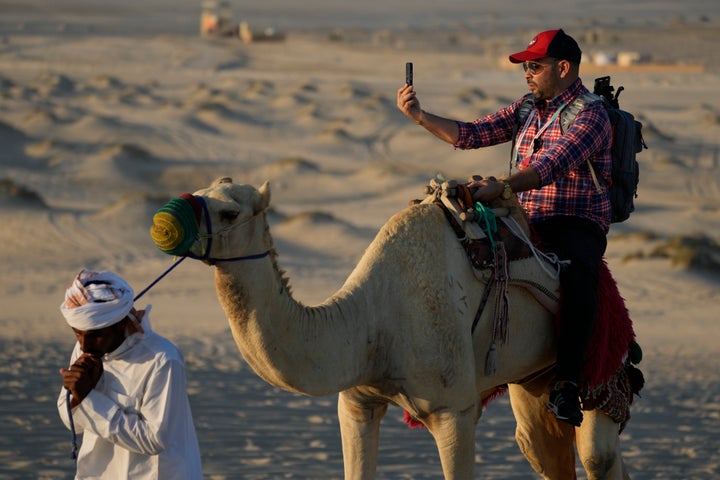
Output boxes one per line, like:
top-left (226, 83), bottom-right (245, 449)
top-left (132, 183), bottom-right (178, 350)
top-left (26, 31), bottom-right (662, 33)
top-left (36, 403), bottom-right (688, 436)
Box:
top-left (560, 92), bottom-right (601, 132)
top-left (509, 95), bottom-right (536, 176)
top-left (562, 92), bottom-right (605, 194)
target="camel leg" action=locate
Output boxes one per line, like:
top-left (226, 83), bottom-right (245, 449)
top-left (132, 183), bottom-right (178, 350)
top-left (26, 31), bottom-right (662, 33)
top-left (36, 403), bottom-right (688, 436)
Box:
top-left (337, 390), bottom-right (388, 480)
top-left (424, 407), bottom-right (477, 480)
top-left (575, 409), bottom-right (630, 480)
top-left (508, 383), bottom-right (577, 480)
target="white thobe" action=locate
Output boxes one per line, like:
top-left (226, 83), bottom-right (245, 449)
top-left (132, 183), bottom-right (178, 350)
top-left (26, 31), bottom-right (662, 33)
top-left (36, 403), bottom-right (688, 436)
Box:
top-left (57, 310), bottom-right (202, 479)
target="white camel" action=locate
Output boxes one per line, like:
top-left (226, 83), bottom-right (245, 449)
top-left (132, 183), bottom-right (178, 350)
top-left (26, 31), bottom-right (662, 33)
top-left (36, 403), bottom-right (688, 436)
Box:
top-left (150, 176), bottom-right (631, 479)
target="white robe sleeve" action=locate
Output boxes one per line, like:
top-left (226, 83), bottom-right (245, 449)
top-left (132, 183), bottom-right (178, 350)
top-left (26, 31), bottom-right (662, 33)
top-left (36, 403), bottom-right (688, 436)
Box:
top-left (70, 357), bottom-right (187, 456)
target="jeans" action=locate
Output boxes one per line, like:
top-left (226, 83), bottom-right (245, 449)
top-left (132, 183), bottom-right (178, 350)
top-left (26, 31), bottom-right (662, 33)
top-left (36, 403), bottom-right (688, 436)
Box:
top-left (532, 216), bottom-right (607, 384)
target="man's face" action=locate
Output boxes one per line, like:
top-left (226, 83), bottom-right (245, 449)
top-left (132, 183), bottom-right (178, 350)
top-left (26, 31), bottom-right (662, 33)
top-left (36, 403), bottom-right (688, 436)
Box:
top-left (522, 58), bottom-right (562, 101)
top-left (72, 320), bottom-right (127, 356)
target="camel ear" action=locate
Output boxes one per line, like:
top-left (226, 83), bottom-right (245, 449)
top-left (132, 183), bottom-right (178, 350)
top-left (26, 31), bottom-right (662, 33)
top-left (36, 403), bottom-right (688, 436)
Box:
top-left (213, 176), bottom-right (233, 186)
top-left (257, 181), bottom-right (271, 210)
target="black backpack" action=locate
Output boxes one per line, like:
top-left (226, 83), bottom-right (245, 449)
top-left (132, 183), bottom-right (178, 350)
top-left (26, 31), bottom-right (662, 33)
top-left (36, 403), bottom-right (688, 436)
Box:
top-left (513, 76), bottom-right (647, 223)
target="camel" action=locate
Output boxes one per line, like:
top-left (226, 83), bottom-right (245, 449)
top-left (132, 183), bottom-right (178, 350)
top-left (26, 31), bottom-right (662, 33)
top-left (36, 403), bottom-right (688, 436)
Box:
top-left (150, 176), bottom-right (632, 480)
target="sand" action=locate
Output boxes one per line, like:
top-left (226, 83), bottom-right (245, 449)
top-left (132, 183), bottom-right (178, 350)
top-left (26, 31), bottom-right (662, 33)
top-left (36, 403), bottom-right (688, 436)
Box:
top-left (1, 1), bottom-right (719, 478)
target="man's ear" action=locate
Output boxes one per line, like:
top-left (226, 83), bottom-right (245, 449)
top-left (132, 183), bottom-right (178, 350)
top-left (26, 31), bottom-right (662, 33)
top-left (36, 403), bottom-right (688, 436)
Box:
top-left (557, 59), bottom-right (571, 78)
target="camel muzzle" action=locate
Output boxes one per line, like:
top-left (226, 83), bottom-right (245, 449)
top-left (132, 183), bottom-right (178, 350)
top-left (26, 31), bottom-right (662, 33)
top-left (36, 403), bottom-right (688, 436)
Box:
top-left (150, 194), bottom-right (202, 256)
top-left (150, 193), bottom-right (271, 265)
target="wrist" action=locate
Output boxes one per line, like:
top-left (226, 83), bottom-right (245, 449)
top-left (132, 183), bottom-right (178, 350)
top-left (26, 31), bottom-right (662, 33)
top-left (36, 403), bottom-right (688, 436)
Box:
top-left (415, 110), bottom-right (425, 125)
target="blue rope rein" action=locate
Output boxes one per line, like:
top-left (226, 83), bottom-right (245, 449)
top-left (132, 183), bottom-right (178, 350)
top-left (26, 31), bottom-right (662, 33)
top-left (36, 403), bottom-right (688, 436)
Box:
top-left (133, 256), bottom-right (188, 302)
top-left (65, 389), bottom-right (78, 460)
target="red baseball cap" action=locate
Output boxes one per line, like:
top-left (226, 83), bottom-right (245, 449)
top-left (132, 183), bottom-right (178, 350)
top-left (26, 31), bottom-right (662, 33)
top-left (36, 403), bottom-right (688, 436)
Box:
top-left (509, 29), bottom-right (582, 64)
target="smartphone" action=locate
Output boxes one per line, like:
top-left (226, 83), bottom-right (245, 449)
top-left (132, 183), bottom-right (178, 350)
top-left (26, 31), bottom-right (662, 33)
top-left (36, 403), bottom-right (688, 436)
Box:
top-left (405, 62), bottom-right (413, 86)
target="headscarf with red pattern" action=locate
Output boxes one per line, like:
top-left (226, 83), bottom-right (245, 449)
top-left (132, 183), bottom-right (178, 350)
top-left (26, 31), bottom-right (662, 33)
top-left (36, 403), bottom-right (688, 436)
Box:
top-left (60, 269), bottom-right (134, 331)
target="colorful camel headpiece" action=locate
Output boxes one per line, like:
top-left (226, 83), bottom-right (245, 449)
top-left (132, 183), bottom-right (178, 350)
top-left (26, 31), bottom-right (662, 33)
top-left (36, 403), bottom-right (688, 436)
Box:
top-left (150, 193), bottom-right (204, 257)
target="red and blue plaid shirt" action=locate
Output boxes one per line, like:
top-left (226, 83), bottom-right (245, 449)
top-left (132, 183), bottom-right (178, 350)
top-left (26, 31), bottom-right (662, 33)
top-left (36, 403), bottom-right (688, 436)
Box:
top-left (454, 79), bottom-right (612, 233)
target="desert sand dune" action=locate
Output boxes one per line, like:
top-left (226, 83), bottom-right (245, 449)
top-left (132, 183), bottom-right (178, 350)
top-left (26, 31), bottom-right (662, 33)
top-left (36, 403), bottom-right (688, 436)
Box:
top-left (1, 1), bottom-right (719, 478)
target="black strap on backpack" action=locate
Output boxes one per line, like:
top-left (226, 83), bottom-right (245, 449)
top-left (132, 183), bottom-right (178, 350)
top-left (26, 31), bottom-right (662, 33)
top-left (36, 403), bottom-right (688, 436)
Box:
top-left (509, 94), bottom-right (535, 176)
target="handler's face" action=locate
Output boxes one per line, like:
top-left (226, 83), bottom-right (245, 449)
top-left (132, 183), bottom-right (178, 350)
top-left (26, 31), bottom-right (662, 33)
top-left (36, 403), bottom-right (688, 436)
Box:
top-left (73, 320), bottom-right (127, 356)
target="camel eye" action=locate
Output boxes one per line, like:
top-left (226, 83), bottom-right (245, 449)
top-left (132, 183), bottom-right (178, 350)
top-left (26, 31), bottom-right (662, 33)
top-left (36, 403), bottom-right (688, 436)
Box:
top-left (219, 210), bottom-right (239, 222)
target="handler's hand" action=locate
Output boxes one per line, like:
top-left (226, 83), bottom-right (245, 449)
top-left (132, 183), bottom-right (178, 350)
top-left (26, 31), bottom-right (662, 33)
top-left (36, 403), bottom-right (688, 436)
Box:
top-left (60, 353), bottom-right (103, 408)
top-left (470, 178), bottom-right (504, 203)
top-left (397, 84), bottom-right (422, 123)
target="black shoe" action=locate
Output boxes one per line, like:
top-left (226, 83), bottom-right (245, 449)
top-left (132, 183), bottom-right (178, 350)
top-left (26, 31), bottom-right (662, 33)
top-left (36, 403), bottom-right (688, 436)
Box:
top-left (547, 382), bottom-right (583, 427)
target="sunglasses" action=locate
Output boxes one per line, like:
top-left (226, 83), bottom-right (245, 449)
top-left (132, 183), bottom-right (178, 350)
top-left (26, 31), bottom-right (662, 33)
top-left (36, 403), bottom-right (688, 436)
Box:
top-left (522, 60), bottom-right (558, 75)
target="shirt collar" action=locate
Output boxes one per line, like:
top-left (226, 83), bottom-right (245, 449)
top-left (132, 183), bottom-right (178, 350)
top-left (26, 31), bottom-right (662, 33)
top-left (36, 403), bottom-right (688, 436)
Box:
top-left (104, 331), bottom-right (143, 360)
top-left (102, 307), bottom-right (152, 360)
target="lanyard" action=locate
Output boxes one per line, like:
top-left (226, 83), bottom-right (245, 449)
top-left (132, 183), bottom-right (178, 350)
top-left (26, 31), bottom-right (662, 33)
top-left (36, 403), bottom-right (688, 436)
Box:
top-left (513, 99), bottom-right (570, 168)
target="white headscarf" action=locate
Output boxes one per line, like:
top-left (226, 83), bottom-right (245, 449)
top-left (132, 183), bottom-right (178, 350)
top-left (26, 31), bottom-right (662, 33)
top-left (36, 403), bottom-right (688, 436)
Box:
top-left (60, 269), bottom-right (134, 331)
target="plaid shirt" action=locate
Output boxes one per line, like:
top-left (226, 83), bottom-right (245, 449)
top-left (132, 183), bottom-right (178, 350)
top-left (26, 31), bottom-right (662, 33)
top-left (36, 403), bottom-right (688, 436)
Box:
top-left (454, 79), bottom-right (612, 233)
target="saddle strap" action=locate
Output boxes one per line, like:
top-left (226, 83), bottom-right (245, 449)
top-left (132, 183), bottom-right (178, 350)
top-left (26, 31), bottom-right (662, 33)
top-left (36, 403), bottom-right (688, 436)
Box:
top-left (471, 276), bottom-right (494, 334)
top-left (492, 242), bottom-right (510, 346)
top-left (434, 200), bottom-right (469, 246)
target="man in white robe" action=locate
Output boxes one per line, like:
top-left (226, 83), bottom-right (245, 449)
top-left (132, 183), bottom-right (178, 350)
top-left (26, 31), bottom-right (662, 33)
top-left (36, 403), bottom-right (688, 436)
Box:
top-left (57, 269), bottom-right (202, 479)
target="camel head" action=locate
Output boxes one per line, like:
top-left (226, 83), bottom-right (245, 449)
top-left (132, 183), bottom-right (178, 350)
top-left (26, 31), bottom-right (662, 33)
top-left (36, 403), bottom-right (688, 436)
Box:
top-left (150, 177), bottom-right (272, 263)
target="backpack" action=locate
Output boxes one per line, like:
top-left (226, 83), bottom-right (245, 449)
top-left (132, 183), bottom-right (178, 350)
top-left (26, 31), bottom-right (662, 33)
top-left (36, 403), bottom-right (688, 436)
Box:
top-left (513, 76), bottom-right (647, 223)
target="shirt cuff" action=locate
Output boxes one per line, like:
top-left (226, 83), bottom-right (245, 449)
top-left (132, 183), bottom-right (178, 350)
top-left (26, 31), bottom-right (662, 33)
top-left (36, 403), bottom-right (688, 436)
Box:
top-left (453, 121), bottom-right (471, 149)
top-left (528, 158), bottom-right (552, 187)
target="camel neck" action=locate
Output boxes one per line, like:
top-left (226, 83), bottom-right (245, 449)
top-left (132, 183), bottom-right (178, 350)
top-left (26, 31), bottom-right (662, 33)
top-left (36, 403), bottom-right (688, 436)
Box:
top-left (214, 261), bottom-right (370, 396)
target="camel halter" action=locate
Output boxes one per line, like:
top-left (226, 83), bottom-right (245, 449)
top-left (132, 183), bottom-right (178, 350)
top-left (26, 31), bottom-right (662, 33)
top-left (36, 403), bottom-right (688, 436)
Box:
top-left (150, 193), bottom-right (271, 265)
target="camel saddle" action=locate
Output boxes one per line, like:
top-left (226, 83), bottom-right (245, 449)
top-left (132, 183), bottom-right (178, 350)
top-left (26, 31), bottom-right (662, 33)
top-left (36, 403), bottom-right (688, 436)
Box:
top-left (416, 176), bottom-right (533, 272)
